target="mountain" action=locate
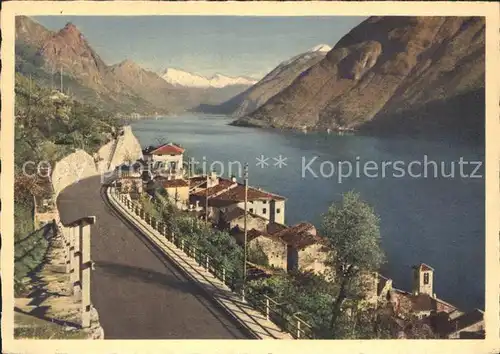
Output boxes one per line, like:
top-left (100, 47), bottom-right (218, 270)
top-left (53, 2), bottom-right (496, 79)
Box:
top-left (16, 17), bottom-right (161, 114)
top-left (195, 44), bottom-right (332, 116)
top-left (15, 15), bottom-right (53, 48)
top-left (162, 68), bottom-right (257, 88)
top-left (234, 17), bottom-right (484, 142)
top-left (15, 17), bottom-right (250, 115)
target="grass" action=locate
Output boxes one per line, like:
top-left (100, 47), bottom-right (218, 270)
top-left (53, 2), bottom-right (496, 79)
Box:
top-left (14, 312), bottom-right (88, 339)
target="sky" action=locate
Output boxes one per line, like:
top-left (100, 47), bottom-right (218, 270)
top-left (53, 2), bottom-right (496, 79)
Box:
top-left (34, 16), bottom-right (366, 79)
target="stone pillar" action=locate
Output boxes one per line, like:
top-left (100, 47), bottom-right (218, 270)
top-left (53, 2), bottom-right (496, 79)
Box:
top-left (70, 227), bottom-right (77, 288)
top-left (79, 217), bottom-right (95, 329)
top-left (73, 225), bottom-right (82, 295)
top-left (64, 227), bottom-right (71, 273)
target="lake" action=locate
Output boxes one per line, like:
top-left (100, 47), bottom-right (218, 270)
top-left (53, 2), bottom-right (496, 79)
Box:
top-left (131, 113), bottom-right (485, 311)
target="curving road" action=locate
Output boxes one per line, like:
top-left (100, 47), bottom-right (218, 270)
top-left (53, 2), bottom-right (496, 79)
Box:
top-left (57, 175), bottom-right (250, 339)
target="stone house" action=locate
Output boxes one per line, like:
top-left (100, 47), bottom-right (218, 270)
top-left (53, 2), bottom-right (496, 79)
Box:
top-left (272, 222), bottom-right (330, 274)
top-left (142, 143), bottom-right (184, 178)
top-left (219, 207), bottom-right (268, 234)
top-left (382, 263), bottom-right (484, 338)
top-left (387, 264), bottom-right (458, 319)
top-left (157, 178), bottom-right (190, 207)
top-left (446, 309), bottom-right (484, 338)
top-left (189, 173), bottom-right (286, 225)
top-left (241, 229), bottom-right (288, 270)
top-left (115, 162), bottom-right (144, 195)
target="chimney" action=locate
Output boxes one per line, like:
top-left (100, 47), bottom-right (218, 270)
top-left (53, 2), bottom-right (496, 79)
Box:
top-left (231, 175), bottom-right (237, 183)
top-left (207, 171), bottom-right (219, 188)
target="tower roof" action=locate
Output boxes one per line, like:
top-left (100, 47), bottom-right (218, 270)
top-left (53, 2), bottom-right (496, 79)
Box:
top-left (414, 263), bottom-right (434, 271)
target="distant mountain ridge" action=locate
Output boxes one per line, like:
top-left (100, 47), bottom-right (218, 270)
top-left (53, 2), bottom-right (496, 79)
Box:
top-left (15, 16), bottom-right (254, 115)
top-left (161, 68), bottom-right (257, 88)
top-left (194, 44), bottom-right (332, 116)
top-left (233, 16), bottom-right (485, 143)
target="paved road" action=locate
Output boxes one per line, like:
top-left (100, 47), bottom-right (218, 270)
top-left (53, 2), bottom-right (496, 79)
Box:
top-left (57, 175), bottom-right (249, 339)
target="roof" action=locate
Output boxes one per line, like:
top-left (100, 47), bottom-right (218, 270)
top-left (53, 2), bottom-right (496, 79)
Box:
top-left (143, 143), bottom-right (184, 156)
top-left (273, 222), bottom-right (325, 249)
top-left (233, 227), bottom-right (286, 244)
top-left (212, 183), bottom-right (285, 203)
top-left (449, 309), bottom-right (484, 333)
top-left (159, 178), bottom-right (189, 188)
top-left (458, 330), bottom-right (485, 339)
top-left (266, 222), bottom-right (288, 235)
top-left (410, 294), bottom-right (436, 312)
top-left (191, 178), bottom-right (236, 199)
top-left (414, 263), bottom-right (434, 272)
top-left (189, 176), bottom-right (208, 189)
top-left (221, 207), bottom-right (268, 223)
top-left (377, 274), bottom-right (392, 297)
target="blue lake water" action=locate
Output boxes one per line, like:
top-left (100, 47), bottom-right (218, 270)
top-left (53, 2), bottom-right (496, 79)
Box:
top-left (131, 113), bottom-right (485, 311)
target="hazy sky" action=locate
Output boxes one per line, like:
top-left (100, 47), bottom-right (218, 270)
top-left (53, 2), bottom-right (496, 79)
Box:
top-left (34, 16), bottom-right (366, 79)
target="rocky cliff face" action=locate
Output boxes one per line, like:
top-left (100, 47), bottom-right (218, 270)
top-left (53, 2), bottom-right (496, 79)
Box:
top-left (15, 15), bottom-right (53, 48)
top-left (40, 23), bottom-right (109, 91)
top-left (236, 17), bottom-right (484, 141)
top-left (52, 125), bottom-right (143, 197)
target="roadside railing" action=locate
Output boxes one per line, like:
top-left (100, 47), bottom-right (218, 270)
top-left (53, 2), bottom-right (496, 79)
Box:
top-left (112, 188), bottom-right (313, 339)
top-left (245, 293), bottom-right (314, 339)
top-left (58, 215), bottom-right (96, 329)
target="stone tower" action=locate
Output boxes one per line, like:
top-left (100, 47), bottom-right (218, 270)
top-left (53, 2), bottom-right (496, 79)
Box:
top-left (412, 263), bottom-right (434, 296)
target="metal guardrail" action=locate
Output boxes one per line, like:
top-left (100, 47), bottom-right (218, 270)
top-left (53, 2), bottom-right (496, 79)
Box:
top-left (112, 188), bottom-right (313, 339)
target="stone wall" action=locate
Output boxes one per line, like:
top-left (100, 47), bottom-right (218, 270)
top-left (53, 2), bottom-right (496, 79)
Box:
top-left (52, 125), bottom-right (143, 198)
top-left (52, 149), bottom-right (98, 198)
top-left (298, 243), bottom-right (330, 274)
top-left (249, 235), bottom-right (287, 270)
top-left (107, 126), bottom-right (143, 171)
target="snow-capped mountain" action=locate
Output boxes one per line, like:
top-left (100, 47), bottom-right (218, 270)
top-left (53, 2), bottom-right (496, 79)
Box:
top-left (195, 43), bottom-right (332, 117)
top-left (279, 44), bottom-right (332, 67)
top-left (161, 68), bottom-right (257, 88)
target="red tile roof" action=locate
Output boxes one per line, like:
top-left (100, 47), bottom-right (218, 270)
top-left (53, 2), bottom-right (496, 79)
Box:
top-left (191, 179), bottom-right (236, 198)
top-left (213, 183), bottom-right (285, 202)
top-left (189, 176), bottom-right (208, 188)
top-left (415, 263), bottom-right (434, 272)
top-left (235, 227), bottom-right (286, 244)
top-left (266, 222), bottom-right (288, 235)
top-left (149, 143), bottom-right (185, 156)
top-left (274, 222), bottom-right (326, 249)
top-left (160, 179), bottom-right (189, 188)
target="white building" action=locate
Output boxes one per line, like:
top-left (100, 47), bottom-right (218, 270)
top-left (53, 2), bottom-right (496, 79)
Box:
top-left (189, 173), bottom-right (286, 225)
top-left (142, 143), bottom-right (184, 179)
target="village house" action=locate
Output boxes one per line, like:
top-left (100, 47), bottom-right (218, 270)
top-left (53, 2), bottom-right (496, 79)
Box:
top-left (115, 162), bottom-right (144, 196)
top-left (188, 173), bottom-right (286, 225)
top-left (271, 222), bottom-right (330, 274)
top-left (379, 263), bottom-right (485, 339)
top-left (231, 227), bottom-right (288, 270)
top-left (153, 177), bottom-right (190, 209)
top-left (141, 143), bottom-right (185, 179)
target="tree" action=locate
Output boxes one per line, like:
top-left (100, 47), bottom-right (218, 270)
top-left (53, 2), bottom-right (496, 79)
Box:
top-left (320, 191), bottom-right (385, 336)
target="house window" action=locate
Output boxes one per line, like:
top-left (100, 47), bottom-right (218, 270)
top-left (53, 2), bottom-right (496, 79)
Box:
top-left (249, 208), bottom-right (254, 213)
top-left (276, 208), bottom-right (281, 214)
top-left (262, 201), bottom-right (267, 204)
top-left (423, 272), bottom-right (429, 285)
top-left (263, 208), bottom-right (267, 214)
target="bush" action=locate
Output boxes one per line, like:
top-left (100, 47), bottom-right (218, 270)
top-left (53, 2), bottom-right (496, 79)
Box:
top-left (139, 195), bottom-right (245, 287)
